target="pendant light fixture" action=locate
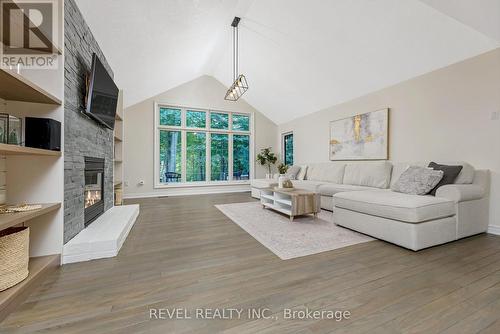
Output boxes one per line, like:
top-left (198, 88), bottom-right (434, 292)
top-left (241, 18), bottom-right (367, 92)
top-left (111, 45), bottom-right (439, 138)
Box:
top-left (225, 17), bottom-right (248, 101)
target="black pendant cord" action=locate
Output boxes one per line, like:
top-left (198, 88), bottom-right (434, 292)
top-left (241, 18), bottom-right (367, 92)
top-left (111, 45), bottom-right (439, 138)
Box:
top-left (232, 26), bottom-right (235, 82)
top-left (236, 24), bottom-right (239, 81)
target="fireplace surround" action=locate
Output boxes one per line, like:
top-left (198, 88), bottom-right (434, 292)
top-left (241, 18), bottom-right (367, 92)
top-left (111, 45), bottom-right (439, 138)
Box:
top-left (84, 157), bottom-right (105, 226)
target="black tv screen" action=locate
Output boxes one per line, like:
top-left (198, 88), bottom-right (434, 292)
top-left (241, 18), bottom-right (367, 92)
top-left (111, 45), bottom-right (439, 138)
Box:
top-left (85, 53), bottom-right (118, 130)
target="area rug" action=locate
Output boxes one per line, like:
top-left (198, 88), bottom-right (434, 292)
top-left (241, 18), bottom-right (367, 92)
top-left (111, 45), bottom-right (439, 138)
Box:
top-left (215, 202), bottom-right (374, 260)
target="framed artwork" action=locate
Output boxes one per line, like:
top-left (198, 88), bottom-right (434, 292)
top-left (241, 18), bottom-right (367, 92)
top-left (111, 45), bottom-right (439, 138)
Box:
top-left (329, 108), bottom-right (389, 161)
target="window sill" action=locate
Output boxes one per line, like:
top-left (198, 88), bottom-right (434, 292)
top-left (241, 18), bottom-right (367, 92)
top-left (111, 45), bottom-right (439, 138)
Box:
top-left (154, 181), bottom-right (250, 189)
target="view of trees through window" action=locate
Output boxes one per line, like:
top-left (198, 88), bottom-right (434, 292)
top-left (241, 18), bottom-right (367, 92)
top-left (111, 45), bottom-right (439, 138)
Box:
top-left (283, 132), bottom-right (294, 166)
top-left (211, 134), bottom-right (228, 181)
top-left (157, 106), bottom-right (251, 184)
top-left (159, 130), bottom-right (182, 183)
top-left (159, 107), bottom-right (181, 126)
top-left (186, 132), bottom-right (206, 181)
top-left (233, 135), bottom-right (250, 180)
top-left (186, 110), bottom-right (206, 128)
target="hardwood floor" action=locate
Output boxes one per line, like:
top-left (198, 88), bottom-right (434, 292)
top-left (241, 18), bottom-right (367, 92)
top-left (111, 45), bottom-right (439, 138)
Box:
top-left (2, 192), bottom-right (500, 333)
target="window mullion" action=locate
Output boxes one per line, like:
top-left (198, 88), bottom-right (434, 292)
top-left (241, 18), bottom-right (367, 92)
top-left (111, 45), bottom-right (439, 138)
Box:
top-left (228, 133), bottom-right (233, 182)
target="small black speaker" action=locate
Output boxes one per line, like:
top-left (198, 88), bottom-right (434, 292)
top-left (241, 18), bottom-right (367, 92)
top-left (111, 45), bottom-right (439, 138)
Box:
top-left (25, 117), bottom-right (61, 151)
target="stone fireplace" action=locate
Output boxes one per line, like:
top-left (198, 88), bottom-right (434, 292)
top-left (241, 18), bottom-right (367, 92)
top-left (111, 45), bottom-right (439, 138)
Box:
top-left (84, 157), bottom-right (105, 226)
top-left (64, 0), bottom-right (114, 243)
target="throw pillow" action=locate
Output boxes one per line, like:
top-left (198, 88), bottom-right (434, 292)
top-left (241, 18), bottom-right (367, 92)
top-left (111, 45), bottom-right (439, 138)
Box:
top-left (296, 165), bottom-right (308, 181)
top-left (285, 165), bottom-right (301, 180)
top-left (427, 162), bottom-right (463, 196)
top-left (391, 166), bottom-right (444, 195)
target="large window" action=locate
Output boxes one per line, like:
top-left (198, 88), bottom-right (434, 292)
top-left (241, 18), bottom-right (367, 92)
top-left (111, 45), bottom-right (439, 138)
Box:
top-left (283, 132), bottom-right (294, 166)
top-left (233, 135), bottom-right (250, 180)
top-left (186, 132), bottom-right (206, 182)
top-left (156, 105), bottom-right (252, 186)
top-left (159, 130), bottom-right (182, 183)
top-left (210, 133), bottom-right (228, 181)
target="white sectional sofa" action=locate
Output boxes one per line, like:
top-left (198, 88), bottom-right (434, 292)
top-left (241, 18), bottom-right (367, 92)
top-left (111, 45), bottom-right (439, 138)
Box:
top-left (250, 161), bottom-right (490, 251)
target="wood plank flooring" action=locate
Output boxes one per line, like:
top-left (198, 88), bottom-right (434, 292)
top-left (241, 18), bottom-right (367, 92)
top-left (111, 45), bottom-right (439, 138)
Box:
top-left (1, 192), bottom-right (500, 333)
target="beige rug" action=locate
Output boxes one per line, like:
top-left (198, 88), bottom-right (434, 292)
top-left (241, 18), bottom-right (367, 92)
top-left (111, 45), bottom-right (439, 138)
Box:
top-left (215, 202), bottom-right (373, 260)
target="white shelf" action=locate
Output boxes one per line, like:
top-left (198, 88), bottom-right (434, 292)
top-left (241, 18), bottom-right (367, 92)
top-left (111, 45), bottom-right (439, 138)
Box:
top-left (275, 198), bottom-right (292, 206)
top-left (261, 194), bottom-right (274, 201)
top-left (263, 202), bottom-right (292, 216)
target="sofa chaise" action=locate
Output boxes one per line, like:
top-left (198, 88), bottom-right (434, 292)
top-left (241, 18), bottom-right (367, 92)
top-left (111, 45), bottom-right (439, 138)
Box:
top-left (250, 161), bottom-right (490, 251)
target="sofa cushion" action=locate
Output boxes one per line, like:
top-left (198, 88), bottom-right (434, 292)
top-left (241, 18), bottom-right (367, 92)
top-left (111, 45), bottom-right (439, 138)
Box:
top-left (290, 180), bottom-right (325, 192)
top-left (251, 179), bottom-right (278, 189)
top-left (390, 161), bottom-right (475, 187)
top-left (333, 190), bottom-right (455, 223)
top-left (343, 161), bottom-right (392, 189)
top-left (318, 184), bottom-right (374, 196)
top-left (440, 162), bottom-right (475, 184)
top-left (306, 163), bottom-right (345, 183)
top-left (285, 165), bottom-right (301, 180)
top-left (427, 162), bottom-right (463, 196)
top-left (391, 166), bottom-right (444, 195)
top-left (297, 165), bottom-right (308, 180)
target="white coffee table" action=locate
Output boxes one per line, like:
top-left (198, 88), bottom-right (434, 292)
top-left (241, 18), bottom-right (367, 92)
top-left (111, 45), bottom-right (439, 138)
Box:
top-left (260, 187), bottom-right (321, 221)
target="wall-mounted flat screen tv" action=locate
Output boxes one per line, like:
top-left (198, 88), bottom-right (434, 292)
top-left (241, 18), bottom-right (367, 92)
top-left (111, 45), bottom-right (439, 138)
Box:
top-left (85, 53), bottom-right (118, 130)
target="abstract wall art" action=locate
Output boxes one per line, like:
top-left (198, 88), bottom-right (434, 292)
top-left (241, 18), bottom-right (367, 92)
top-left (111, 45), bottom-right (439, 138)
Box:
top-left (329, 108), bottom-right (389, 160)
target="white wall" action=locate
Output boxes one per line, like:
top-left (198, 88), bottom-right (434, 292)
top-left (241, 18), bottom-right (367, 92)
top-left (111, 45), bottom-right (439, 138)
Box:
top-left (123, 75), bottom-right (278, 198)
top-left (279, 48), bottom-right (500, 229)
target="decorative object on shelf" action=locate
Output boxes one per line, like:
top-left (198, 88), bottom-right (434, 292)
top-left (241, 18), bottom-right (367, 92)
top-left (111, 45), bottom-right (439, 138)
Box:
top-left (0, 114), bottom-right (22, 145)
top-left (224, 17), bottom-right (249, 101)
top-left (0, 204), bottom-right (42, 214)
top-left (25, 117), bottom-right (61, 151)
top-left (8, 115), bottom-right (22, 145)
top-left (0, 115), bottom-right (7, 144)
top-left (277, 163), bottom-right (289, 175)
top-left (0, 226), bottom-right (29, 291)
top-left (329, 108), bottom-right (389, 161)
top-left (282, 179), bottom-right (294, 189)
top-left (278, 175), bottom-right (288, 188)
top-left (256, 147), bottom-right (277, 179)
top-left (277, 176), bottom-right (294, 190)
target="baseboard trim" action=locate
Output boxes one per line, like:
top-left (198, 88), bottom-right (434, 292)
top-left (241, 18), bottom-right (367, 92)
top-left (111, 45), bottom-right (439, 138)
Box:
top-left (488, 225), bottom-right (500, 235)
top-left (124, 185), bottom-right (251, 199)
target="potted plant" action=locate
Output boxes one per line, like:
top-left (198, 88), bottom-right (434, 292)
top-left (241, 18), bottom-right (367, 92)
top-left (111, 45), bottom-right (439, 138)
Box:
top-left (277, 163), bottom-right (289, 175)
top-left (256, 147), bottom-right (278, 179)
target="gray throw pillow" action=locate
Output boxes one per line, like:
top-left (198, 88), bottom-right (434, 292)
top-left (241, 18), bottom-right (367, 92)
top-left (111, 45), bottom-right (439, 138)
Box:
top-left (427, 162), bottom-right (463, 196)
top-left (391, 166), bottom-right (444, 195)
top-left (285, 165), bottom-right (301, 180)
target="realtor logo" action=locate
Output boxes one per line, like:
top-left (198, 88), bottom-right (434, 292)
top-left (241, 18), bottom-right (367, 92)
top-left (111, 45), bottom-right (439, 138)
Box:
top-left (0, 0), bottom-right (59, 69)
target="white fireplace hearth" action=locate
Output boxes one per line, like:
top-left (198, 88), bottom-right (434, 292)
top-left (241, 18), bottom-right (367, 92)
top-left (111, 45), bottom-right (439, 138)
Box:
top-left (62, 204), bottom-right (139, 264)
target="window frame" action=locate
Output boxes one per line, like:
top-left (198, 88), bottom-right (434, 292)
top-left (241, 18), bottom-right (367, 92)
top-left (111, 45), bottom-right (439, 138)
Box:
top-left (282, 131), bottom-right (294, 166)
top-left (154, 102), bottom-right (254, 189)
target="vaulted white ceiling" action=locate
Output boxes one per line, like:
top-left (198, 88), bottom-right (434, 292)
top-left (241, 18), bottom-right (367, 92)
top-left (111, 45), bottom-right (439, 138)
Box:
top-left (75, 0), bottom-right (500, 124)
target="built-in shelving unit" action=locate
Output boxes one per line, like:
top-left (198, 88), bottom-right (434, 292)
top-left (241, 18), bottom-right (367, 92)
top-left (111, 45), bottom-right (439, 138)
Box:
top-left (0, 255), bottom-right (60, 321)
top-left (0, 203), bottom-right (61, 231)
top-left (114, 90), bottom-right (124, 205)
top-left (0, 8), bottom-right (63, 319)
top-left (0, 69), bottom-right (62, 105)
top-left (0, 143), bottom-right (61, 157)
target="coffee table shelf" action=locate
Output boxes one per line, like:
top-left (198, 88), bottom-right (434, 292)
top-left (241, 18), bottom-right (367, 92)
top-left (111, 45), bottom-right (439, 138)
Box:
top-left (260, 188), bottom-right (320, 221)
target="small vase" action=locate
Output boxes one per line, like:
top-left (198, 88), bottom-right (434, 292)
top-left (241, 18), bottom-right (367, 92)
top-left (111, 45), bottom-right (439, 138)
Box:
top-left (266, 173), bottom-right (273, 179)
